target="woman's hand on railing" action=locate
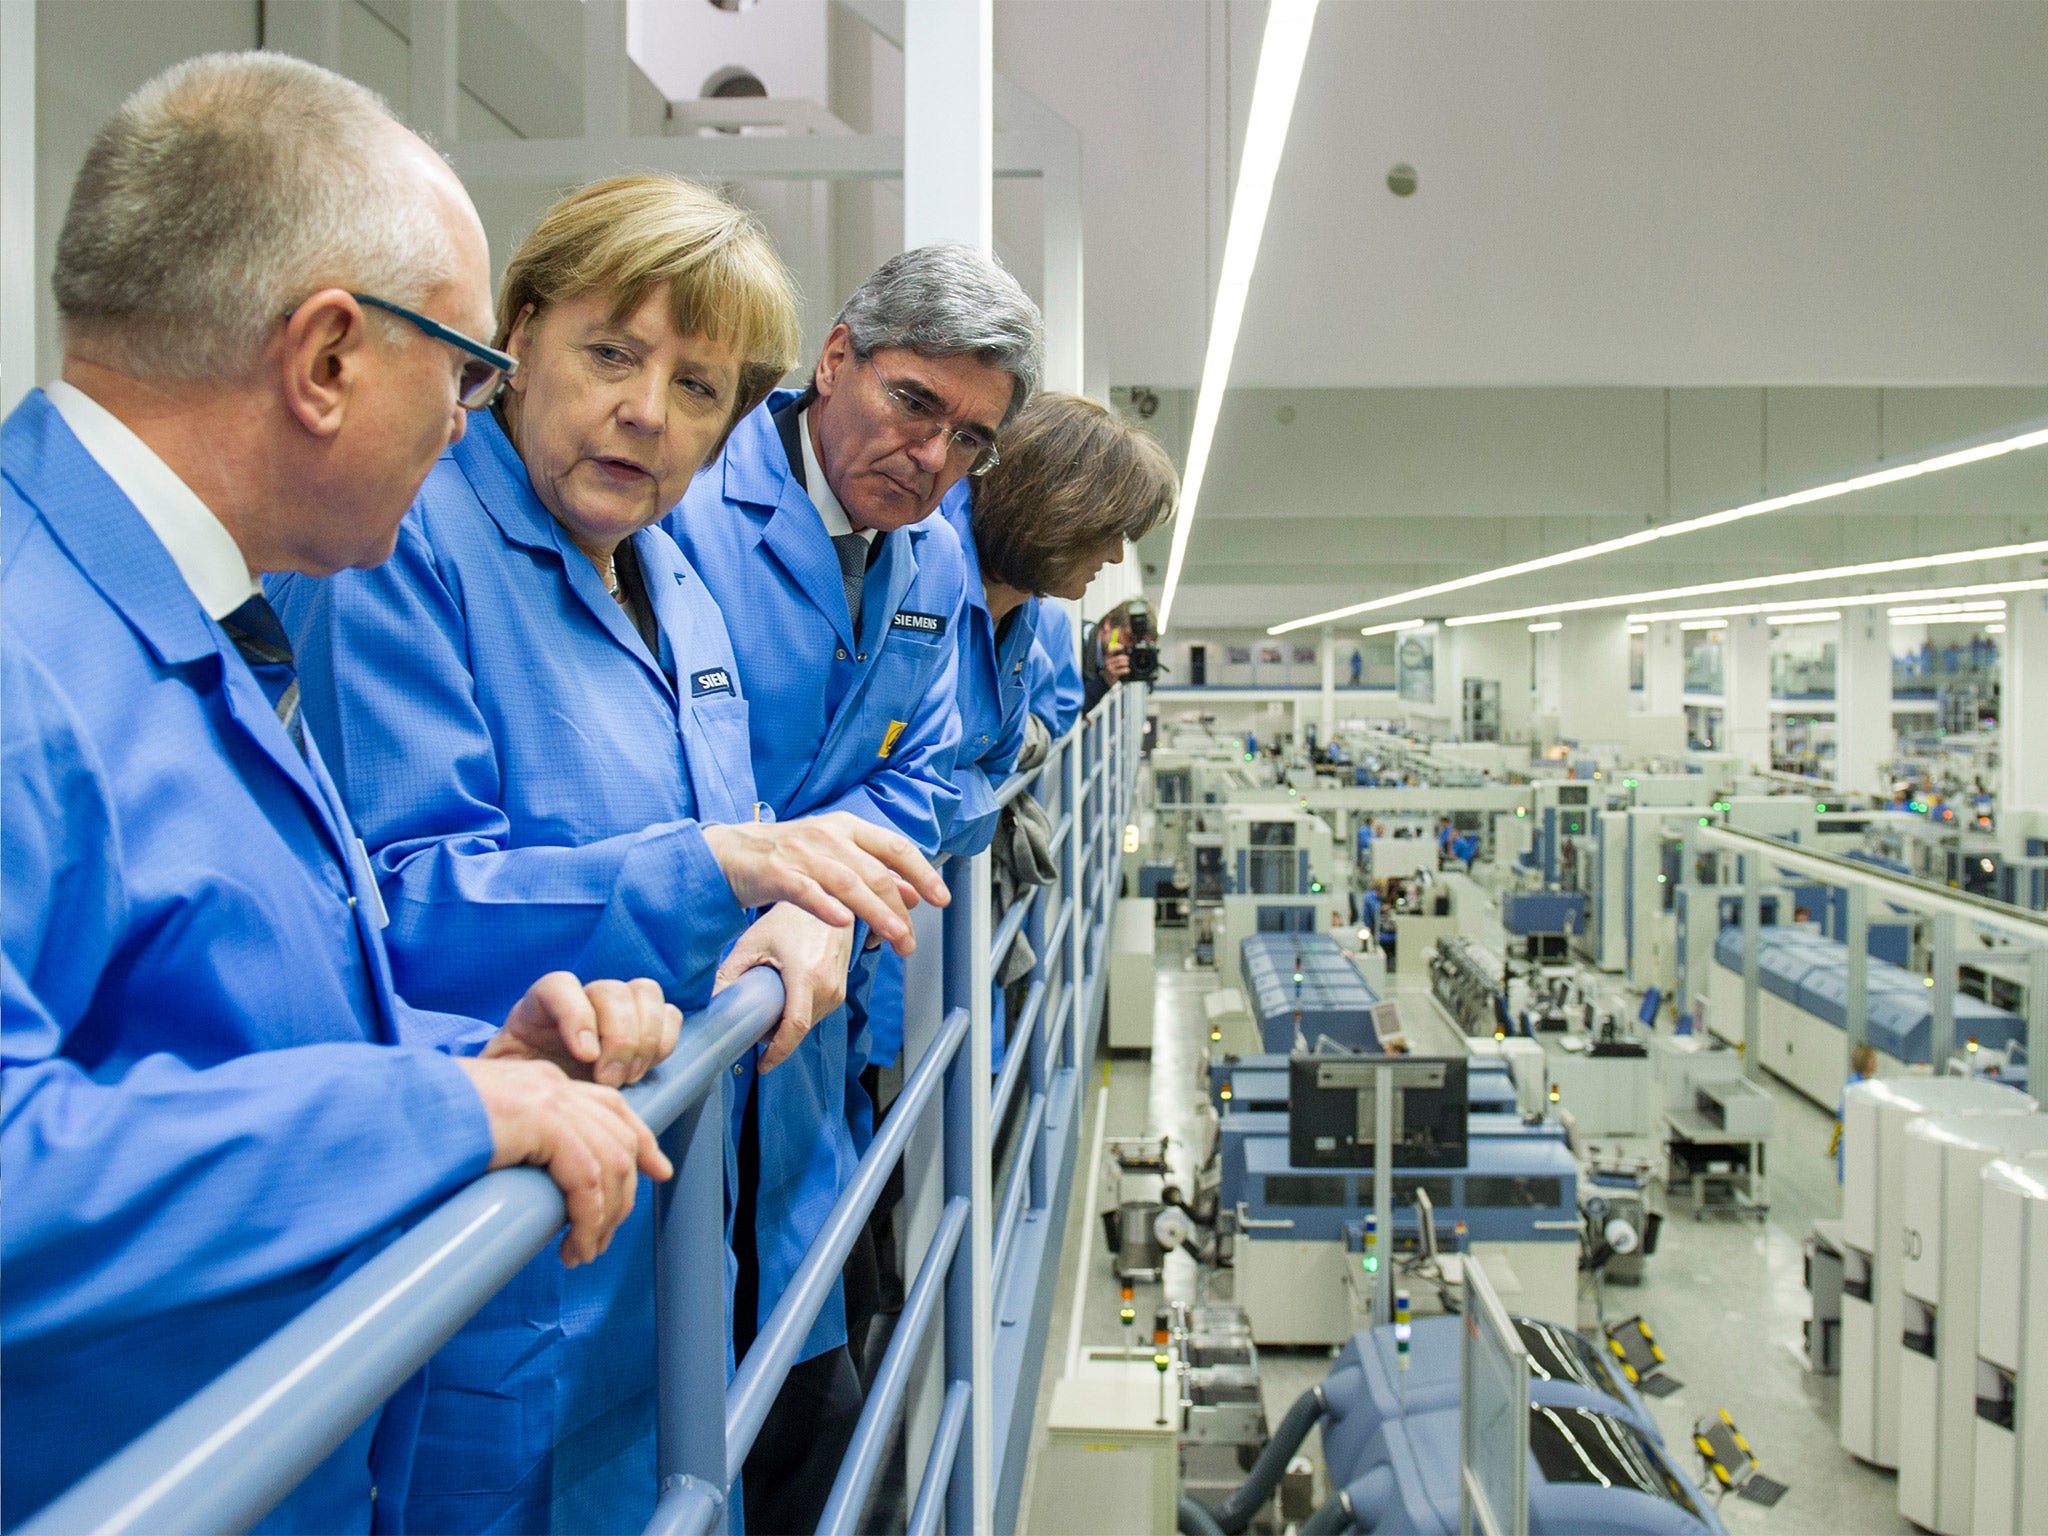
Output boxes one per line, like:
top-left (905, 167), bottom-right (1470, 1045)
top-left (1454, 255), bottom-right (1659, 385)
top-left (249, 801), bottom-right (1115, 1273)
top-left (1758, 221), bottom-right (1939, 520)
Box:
top-left (714, 903), bottom-right (856, 1071)
top-left (481, 972), bottom-right (682, 1087)
top-left (457, 1055), bottom-right (672, 1267)
top-left (703, 812), bottom-right (950, 952)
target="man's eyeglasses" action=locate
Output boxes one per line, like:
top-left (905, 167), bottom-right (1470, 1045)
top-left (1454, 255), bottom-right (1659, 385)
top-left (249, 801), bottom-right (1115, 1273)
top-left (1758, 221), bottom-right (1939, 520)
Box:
top-left (865, 355), bottom-right (1001, 477)
top-left (284, 293), bottom-right (517, 410)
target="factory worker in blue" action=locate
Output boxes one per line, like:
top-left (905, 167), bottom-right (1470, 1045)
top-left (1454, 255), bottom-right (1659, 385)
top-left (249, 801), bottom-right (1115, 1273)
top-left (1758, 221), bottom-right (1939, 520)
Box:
top-left (1029, 599), bottom-right (1086, 742)
top-left (667, 242), bottom-right (1044, 1535)
top-left (272, 178), bottom-right (950, 1535)
top-left (3, 55), bottom-right (679, 1532)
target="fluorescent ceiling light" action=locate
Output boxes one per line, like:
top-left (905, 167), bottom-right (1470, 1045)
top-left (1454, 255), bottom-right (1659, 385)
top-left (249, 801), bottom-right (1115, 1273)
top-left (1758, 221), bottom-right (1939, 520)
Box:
top-left (1766, 611), bottom-right (1840, 626)
top-left (1526, 620), bottom-right (1562, 633)
top-left (1628, 624), bottom-right (1648, 635)
top-left (1630, 577), bottom-right (2048, 625)
top-left (1361, 618), bottom-right (1424, 637)
top-left (1439, 538), bottom-right (2048, 629)
top-left (1155, 0), bottom-right (1320, 633)
top-left (1897, 613), bottom-right (2005, 627)
top-left (1988, 624), bottom-right (2007, 634)
top-left (1267, 423), bottom-right (2048, 636)
top-left (1884, 606), bottom-right (1998, 622)
top-left (1679, 619), bottom-right (1727, 631)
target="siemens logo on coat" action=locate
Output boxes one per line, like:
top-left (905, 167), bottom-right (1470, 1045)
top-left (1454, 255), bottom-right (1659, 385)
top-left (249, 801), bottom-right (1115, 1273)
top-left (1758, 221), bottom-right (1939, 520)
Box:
top-left (891, 610), bottom-right (947, 636)
top-left (690, 668), bottom-right (736, 698)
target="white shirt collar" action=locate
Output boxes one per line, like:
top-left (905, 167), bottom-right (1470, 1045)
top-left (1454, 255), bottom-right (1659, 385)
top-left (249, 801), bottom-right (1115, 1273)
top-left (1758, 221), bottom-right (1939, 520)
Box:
top-left (798, 403), bottom-right (875, 545)
top-left (47, 380), bottom-right (261, 620)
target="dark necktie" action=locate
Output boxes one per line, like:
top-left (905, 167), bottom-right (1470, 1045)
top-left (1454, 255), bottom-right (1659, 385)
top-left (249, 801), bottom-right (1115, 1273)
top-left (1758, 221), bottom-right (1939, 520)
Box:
top-left (219, 593), bottom-right (306, 758)
top-left (833, 532), bottom-right (868, 635)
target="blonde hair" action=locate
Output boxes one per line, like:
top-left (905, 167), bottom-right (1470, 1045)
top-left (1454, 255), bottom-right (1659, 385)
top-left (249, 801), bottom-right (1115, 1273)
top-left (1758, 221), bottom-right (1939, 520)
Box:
top-left (496, 175), bottom-right (801, 444)
top-left (971, 393), bottom-right (1178, 594)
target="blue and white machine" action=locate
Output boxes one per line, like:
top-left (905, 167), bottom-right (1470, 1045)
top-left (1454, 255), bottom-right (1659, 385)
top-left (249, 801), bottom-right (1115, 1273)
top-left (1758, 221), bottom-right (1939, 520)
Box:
top-left (1220, 1102), bottom-right (1579, 1343)
top-left (1706, 923), bottom-right (2027, 1108)
top-left (1239, 933), bottom-right (1386, 1055)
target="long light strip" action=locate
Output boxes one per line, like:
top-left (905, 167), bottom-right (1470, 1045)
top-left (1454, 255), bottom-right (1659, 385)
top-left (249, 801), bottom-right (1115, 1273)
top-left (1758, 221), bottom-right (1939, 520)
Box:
top-left (1628, 577), bottom-right (2048, 625)
top-left (1438, 537), bottom-right (2048, 629)
top-left (1360, 617), bottom-right (1424, 637)
top-left (1889, 600), bottom-right (2005, 618)
top-left (1764, 611), bottom-right (1840, 626)
top-left (1266, 421), bottom-right (2048, 635)
top-left (1527, 620), bottom-right (1562, 632)
top-left (1899, 613), bottom-right (2006, 627)
top-left (1155, 0), bottom-right (1320, 633)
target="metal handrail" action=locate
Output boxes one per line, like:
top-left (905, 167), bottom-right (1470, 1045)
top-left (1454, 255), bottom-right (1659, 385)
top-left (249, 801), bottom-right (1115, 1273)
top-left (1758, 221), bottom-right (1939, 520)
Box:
top-left (20, 967), bottom-right (789, 1536)
top-left (20, 689), bottom-right (1147, 1536)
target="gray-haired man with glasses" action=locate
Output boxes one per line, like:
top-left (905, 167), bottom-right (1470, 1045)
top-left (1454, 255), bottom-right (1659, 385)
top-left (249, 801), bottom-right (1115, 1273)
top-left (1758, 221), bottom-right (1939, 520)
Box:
top-left (663, 243), bottom-right (1042, 1534)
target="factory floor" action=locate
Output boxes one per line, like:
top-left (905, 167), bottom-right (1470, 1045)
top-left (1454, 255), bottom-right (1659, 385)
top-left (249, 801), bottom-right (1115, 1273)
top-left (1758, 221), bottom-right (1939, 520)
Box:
top-left (1018, 880), bottom-right (1915, 1535)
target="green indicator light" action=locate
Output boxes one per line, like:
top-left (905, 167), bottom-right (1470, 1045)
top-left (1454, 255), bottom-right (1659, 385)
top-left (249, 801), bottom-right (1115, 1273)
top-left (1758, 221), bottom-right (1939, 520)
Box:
top-left (1310, 880), bottom-right (1324, 893)
top-left (1363, 1255), bottom-right (1379, 1274)
top-left (1699, 817), bottom-right (1710, 827)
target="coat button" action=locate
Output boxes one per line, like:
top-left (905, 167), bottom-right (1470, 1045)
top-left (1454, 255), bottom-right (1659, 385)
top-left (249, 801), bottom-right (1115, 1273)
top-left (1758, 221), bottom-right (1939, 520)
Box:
top-left (734, 1061), bottom-right (745, 1075)
top-left (836, 648), bottom-right (848, 660)
top-left (857, 652), bottom-right (867, 662)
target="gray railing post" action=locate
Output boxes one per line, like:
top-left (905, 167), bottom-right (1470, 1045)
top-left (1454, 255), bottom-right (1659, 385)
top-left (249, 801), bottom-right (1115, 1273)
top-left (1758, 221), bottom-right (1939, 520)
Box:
top-left (652, 1094), bottom-right (729, 1531)
top-left (942, 851), bottom-right (994, 1534)
top-left (1067, 726), bottom-right (1087, 1080)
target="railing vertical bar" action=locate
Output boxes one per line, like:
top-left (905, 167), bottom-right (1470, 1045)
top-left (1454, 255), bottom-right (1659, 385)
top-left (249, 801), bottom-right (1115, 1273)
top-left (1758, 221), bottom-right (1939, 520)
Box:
top-left (908, 1379), bottom-right (973, 1536)
top-left (941, 850), bottom-right (994, 1535)
top-left (655, 1092), bottom-right (728, 1531)
top-left (1066, 722), bottom-right (1087, 1087)
top-left (990, 1092), bottom-right (1046, 1283)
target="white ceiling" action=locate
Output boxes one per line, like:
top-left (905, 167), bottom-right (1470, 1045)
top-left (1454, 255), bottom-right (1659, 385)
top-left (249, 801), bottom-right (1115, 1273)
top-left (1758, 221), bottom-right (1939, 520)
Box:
top-left (996, 0), bottom-right (2048, 391)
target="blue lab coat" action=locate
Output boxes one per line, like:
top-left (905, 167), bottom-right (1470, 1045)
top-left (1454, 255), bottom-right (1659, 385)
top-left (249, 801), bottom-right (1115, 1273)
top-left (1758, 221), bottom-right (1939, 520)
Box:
top-left (0, 391), bottom-right (494, 1532)
top-left (1028, 601), bottom-right (1085, 740)
top-left (665, 390), bottom-right (966, 1363)
top-left (270, 411), bottom-right (755, 1534)
top-left (932, 482), bottom-right (1037, 858)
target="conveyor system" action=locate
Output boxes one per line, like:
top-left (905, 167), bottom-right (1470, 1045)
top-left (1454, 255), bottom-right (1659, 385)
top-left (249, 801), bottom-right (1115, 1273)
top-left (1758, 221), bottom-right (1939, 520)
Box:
top-left (1428, 936), bottom-right (1505, 1036)
top-left (1708, 924), bottom-right (2027, 1107)
top-left (1239, 933), bottom-right (1386, 1054)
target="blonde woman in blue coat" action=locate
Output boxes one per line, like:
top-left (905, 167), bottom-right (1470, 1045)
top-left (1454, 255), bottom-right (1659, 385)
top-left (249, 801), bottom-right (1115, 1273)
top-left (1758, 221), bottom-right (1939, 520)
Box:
top-left (273, 177), bottom-right (946, 1534)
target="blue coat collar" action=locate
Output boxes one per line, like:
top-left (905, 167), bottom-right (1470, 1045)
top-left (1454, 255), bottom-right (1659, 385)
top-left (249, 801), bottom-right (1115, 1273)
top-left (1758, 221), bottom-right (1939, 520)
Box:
top-left (936, 482), bottom-right (989, 620)
top-left (2, 390), bottom-right (224, 670)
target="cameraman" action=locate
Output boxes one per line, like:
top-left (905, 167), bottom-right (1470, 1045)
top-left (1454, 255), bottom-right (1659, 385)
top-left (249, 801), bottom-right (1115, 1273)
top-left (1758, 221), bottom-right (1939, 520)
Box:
top-left (1086, 597), bottom-right (1161, 712)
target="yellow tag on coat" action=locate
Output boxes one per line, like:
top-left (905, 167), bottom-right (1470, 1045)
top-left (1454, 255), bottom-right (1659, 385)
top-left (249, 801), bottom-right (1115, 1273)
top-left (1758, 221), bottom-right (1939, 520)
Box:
top-left (878, 720), bottom-right (908, 758)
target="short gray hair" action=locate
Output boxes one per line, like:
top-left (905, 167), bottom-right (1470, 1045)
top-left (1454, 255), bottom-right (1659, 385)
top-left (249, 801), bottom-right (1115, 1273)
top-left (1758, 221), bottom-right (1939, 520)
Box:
top-left (832, 244), bottom-right (1044, 425)
top-left (54, 51), bottom-right (455, 380)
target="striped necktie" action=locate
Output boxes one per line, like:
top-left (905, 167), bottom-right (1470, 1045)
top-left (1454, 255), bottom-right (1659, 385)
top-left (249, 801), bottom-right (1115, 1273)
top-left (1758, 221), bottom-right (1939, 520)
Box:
top-left (833, 532), bottom-right (868, 635)
top-left (219, 593), bottom-right (306, 758)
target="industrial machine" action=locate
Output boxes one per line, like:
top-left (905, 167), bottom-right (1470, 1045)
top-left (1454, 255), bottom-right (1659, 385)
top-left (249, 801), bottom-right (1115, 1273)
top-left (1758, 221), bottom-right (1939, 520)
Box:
top-left (1219, 1105), bottom-right (1579, 1344)
top-left (1429, 935), bottom-right (1505, 1036)
top-left (1975, 1151), bottom-right (2048, 1535)
top-left (1239, 933), bottom-right (1385, 1054)
top-left (1708, 923), bottom-right (2029, 1108)
top-left (1212, 804), bottom-right (1345, 991)
top-left (1897, 1112), bottom-right (2048, 1534)
top-left (1838, 1077), bottom-right (2036, 1471)
top-left (1576, 809), bottom-right (1631, 971)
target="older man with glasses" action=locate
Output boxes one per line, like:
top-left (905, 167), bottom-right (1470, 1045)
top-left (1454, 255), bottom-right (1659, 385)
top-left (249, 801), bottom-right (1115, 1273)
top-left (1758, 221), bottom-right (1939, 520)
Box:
top-left (1, 52), bottom-right (685, 1531)
top-left (663, 243), bottom-right (1042, 1533)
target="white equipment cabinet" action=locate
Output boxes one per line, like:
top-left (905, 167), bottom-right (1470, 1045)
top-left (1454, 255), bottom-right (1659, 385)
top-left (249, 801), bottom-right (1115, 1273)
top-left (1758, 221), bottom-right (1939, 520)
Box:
top-left (1037, 1371), bottom-right (1178, 1535)
top-left (1898, 1113), bottom-right (2048, 1533)
top-left (1107, 898), bottom-right (1156, 1051)
top-left (1976, 1152), bottom-right (2048, 1536)
top-left (1840, 1077), bottom-right (2035, 1470)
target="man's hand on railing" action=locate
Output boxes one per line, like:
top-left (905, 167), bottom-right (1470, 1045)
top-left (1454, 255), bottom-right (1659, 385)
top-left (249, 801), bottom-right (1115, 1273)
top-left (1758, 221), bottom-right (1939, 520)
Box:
top-left (702, 812), bottom-right (949, 954)
top-left (457, 1056), bottom-right (671, 1267)
top-left (714, 902), bottom-right (856, 1071)
top-left (481, 972), bottom-right (683, 1088)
